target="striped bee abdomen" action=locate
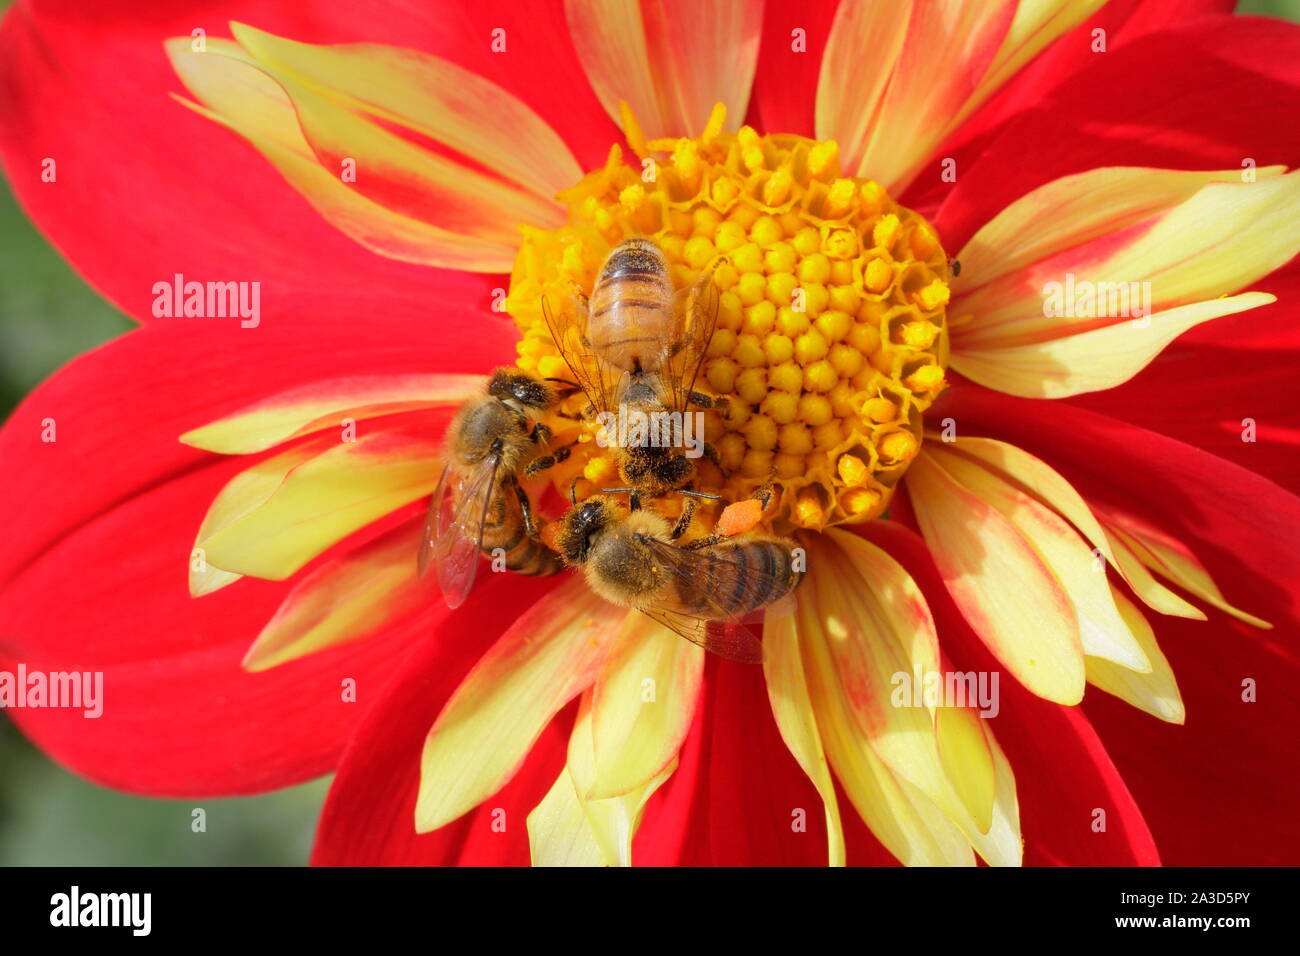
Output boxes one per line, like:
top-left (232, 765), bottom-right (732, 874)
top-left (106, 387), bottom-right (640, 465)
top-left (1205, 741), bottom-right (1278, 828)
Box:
top-left (480, 485), bottom-right (563, 576)
top-left (669, 537), bottom-right (802, 619)
top-left (588, 238), bottom-right (675, 369)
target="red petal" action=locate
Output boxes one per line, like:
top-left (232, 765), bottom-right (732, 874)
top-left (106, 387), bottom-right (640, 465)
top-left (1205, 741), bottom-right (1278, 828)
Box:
top-left (747, 0), bottom-right (839, 136)
top-left (310, 574), bottom-right (567, 866)
top-left (0, 291), bottom-right (512, 793)
top-left (0, 462), bottom-right (447, 795)
top-left (860, 521), bottom-right (1161, 865)
top-left (924, 15), bottom-right (1300, 247)
top-left (919, 0), bottom-right (1237, 189)
top-left (1082, 614), bottom-right (1300, 864)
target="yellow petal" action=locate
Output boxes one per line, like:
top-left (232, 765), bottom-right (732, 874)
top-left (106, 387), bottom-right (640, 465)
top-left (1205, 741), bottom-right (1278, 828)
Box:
top-left (565, 0), bottom-right (761, 138)
top-left (1086, 587), bottom-right (1186, 724)
top-left (181, 373), bottom-right (482, 454)
top-left (929, 448), bottom-right (1150, 673)
top-left (1099, 508), bottom-right (1271, 629)
top-left (798, 533), bottom-right (1020, 862)
top-left (199, 427), bottom-right (438, 580)
top-left (165, 39), bottom-right (520, 271)
top-left (907, 451), bottom-right (1085, 704)
top-left (416, 580), bottom-right (624, 833)
top-left (530, 689), bottom-right (675, 867)
top-left (189, 433), bottom-right (337, 595)
top-left (220, 44), bottom-right (563, 239)
top-left (798, 595), bottom-right (974, 866)
top-left (1102, 527), bottom-right (1207, 622)
top-left (810, 532), bottom-right (987, 820)
top-left (241, 520), bottom-right (426, 672)
top-left (818, 0), bottom-right (1017, 191)
top-left (950, 167), bottom-right (1300, 396)
top-left (952, 292), bottom-right (1277, 399)
top-left (526, 767), bottom-right (608, 867)
top-left (230, 23), bottom-right (581, 200)
top-left (815, 0), bottom-right (911, 179)
top-left (941, 436), bottom-right (1204, 622)
top-left (763, 612), bottom-right (846, 867)
top-left (954, 166), bottom-right (1286, 300)
top-left (957, 720), bottom-right (1023, 866)
top-left (934, 705), bottom-right (995, 835)
top-left (587, 614), bottom-right (704, 800)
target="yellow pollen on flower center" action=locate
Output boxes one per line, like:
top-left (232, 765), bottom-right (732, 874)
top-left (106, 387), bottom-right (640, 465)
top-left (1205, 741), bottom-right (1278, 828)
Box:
top-left (506, 104), bottom-right (952, 534)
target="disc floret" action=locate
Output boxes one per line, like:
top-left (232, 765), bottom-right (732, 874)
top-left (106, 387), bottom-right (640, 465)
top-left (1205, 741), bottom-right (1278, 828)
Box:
top-left (508, 105), bottom-right (951, 533)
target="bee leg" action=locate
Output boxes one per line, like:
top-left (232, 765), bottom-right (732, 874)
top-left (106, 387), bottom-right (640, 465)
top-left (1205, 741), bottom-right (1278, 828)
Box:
top-left (669, 497), bottom-right (698, 541)
top-left (687, 391), bottom-right (729, 413)
top-left (750, 475), bottom-right (776, 511)
top-left (524, 442), bottom-right (575, 477)
top-left (529, 422), bottom-right (553, 446)
top-left (598, 487), bottom-right (642, 512)
top-left (543, 376), bottom-right (582, 395)
top-left (702, 442), bottom-right (725, 474)
top-left (509, 476), bottom-right (540, 538)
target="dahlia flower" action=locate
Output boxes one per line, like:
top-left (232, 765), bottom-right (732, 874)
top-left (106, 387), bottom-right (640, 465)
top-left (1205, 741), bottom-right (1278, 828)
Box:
top-left (1, 0), bottom-right (1297, 867)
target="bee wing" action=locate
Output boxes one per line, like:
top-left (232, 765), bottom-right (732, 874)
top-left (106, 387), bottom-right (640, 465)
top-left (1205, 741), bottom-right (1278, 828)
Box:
top-left (637, 606), bottom-right (764, 665)
top-left (662, 271), bottom-right (720, 414)
top-left (541, 292), bottom-right (619, 416)
top-left (417, 455), bottom-right (500, 609)
top-left (633, 535), bottom-right (795, 664)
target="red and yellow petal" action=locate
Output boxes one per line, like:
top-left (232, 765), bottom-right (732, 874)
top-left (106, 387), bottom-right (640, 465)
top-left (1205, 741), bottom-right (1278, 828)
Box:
top-left (241, 518), bottom-right (429, 672)
top-left (816, 0), bottom-right (1018, 192)
top-left (948, 168), bottom-right (1300, 397)
top-left (906, 450), bottom-right (1086, 705)
top-left (565, 0), bottom-right (761, 140)
top-left (414, 579), bottom-right (625, 834)
top-left (0, 1), bottom-right (507, 322)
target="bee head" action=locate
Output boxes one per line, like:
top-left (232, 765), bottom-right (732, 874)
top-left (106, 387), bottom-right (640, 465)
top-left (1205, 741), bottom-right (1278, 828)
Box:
top-left (555, 498), bottom-right (618, 565)
top-left (487, 368), bottom-right (553, 411)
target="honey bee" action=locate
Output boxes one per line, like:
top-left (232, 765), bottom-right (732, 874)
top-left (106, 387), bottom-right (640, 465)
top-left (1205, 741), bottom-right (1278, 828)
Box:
top-left (418, 368), bottom-right (574, 608)
top-left (551, 488), bottom-right (802, 664)
top-left (542, 237), bottom-right (725, 508)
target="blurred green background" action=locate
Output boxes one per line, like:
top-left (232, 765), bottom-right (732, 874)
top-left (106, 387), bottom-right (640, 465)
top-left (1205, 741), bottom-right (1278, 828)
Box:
top-left (1, 0), bottom-right (1298, 866)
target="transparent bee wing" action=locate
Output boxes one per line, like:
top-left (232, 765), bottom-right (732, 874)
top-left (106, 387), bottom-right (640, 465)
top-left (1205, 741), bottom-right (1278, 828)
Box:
top-left (541, 292), bottom-right (619, 417)
top-left (417, 455), bottom-right (500, 609)
top-left (662, 271), bottom-right (720, 414)
top-left (637, 605), bottom-right (764, 665)
top-left (633, 535), bottom-right (798, 663)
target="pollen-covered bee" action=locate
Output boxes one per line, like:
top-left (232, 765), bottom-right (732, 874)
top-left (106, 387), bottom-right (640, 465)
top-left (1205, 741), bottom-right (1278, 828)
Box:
top-left (551, 489), bottom-right (803, 664)
top-left (542, 237), bottom-right (724, 508)
top-left (418, 368), bottom-right (574, 608)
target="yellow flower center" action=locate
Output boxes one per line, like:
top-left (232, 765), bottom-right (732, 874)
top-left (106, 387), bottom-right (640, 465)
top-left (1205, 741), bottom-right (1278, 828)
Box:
top-left (507, 104), bottom-right (951, 533)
